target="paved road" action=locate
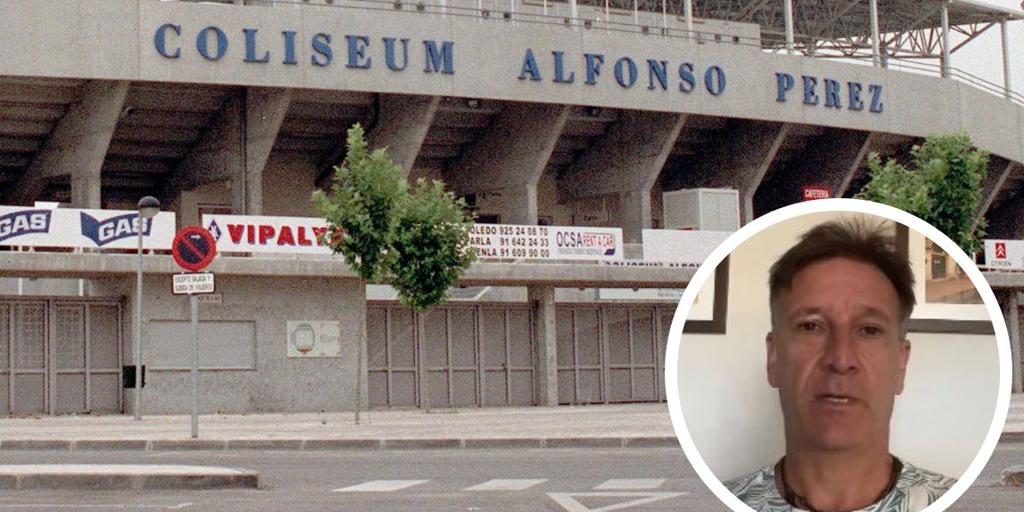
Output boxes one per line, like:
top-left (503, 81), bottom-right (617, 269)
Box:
top-left (0, 444), bottom-right (1021, 511)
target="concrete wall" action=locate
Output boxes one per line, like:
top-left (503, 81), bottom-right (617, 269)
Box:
top-left (676, 212), bottom-right (1000, 482)
top-left (0, 0), bottom-right (1020, 163)
top-left (98, 274), bottom-right (366, 414)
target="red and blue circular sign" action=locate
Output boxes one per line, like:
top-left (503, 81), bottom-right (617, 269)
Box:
top-left (172, 226), bottom-right (216, 272)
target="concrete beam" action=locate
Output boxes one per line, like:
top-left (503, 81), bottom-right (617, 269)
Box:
top-left (836, 132), bottom-right (877, 197)
top-left (755, 129), bottom-right (872, 214)
top-left (974, 160), bottom-right (1018, 233)
top-left (161, 92), bottom-right (244, 207)
top-left (162, 88), bottom-right (289, 215)
top-left (446, 103), bottom-right (570, 225)
top-left (244, 87), bottom-right (291, 215)
top-left (558, 112), bottom-right (686, 242)
top-left (668, 121), bottom-right (790, 224)
top-left (528, 285), bottom-right (558, 407)
top-left (10, 80), bottom-right (129, 207)
top-left (0, 252), bottom-right (693, 288)
top-left (369, 94), bottom-right (441, 177)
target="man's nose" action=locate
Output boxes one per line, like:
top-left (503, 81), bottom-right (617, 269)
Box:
top-left (823, 329), bottom-right (859, 373)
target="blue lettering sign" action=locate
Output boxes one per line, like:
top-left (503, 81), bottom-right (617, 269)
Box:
top-left (704, 66), bottom-right (726, 95)
top-left (647, 60), bottom-right (668, 91)
top-left (802, 76), bottom-right (819, 105)
top-left (243, 28), bottom-right (270, 63)
top-left (0, 210), bottom-right (50, 243)
top-left (384, 37), bottom-right (409, 71)
top-left (869, 85), bottom-right (885, 113)
top-left (346, 35), bottom-right (371, 69)
top-left (553, 51), bottom-right (575, 84)
top-left (282, 31), bottom-right (297, 65)
top-left (824, 79), bottom-right (842, 109)
top-left (424, 40), bottom-right (454, 74)
top-left (584, 53), bottom-right (604, 85)
top-left (196, 26), bottom-right (228, 61)
top-left (154, 23), bottom-right (181, 59)
top-left (80, 213), bottom-right (151, 247)
top-left (519, 49), bottom-right (541, 81)
top-left (311, 33), bottom-right (332, 67)
top-left (614, 57), bottom-right (638, 88)
top-left (776, 72), bottom-right (795, 102)
top-left (849, 82), bottom-right (865, 111)
top-left (678, 63), bottom-right (696, 93)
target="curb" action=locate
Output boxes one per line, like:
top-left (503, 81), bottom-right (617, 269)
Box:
top-left (0, 436), bottom-right (681, 452)
top-left (0, 466), bottom-right (259, 491)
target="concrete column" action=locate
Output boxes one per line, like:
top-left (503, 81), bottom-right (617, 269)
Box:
top-left (368, 95), bottom-right (442, 177)
top-left (783, 0), bottom-right (795, 54)
top-left (1001, 19), bottom-right (1013, 100)
top-left (974, 160), bottom-right (1018, 233)
top-left (665, 121), bottom-right (790, 224)
top-left (446, 104), bottom-right (570, 225)
top-left (756, 129), bottom-right (872, 213)
top-left (558, 112), bottom-right (686, 242)
top-left (245, 87), bottom-right (291, 215)
top-left (528, 285), bottom-right (559, 406)
top-left (836, 132), bottom-right (877, 197)
top-left (1001, 290), bottom-right (1023, 393)
top-left (162, 93), bottom-right (244, 210)
top-left (11, 80), bottom-right (129, 207)
top-left (941, 1), bottom-right (951, 79)
top-left (869, 0), bottom-right (881, 67)
top-left (684, 0), bottom-right (693, 40)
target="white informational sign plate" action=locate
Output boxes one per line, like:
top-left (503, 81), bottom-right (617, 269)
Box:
top-left (287, 321), bottom-right (342, 358)
top-left (172, 273), bottom-right (215, 295)
top-left (202, 214), bottom-right (335, 254)
top-left (641, 229), bottom-right (732, 265)
top-left (0, 206), bottom-right (175, 249)
top-left (470, 224), bottom-right (623, 261)
top-left (983, 239), bottom-right (1024, 270)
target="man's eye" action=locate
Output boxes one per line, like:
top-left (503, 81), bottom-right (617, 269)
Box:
top-left (859, 325), bottom-right (883, 336)
top-left (798, 322), bottom-right (822, 333)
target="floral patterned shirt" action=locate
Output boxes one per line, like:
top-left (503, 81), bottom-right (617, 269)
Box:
top-left (725, 459), bottom-right (956, 512)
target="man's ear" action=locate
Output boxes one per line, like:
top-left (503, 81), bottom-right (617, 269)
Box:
top-left (895, 338), bottom-right (911, 395)
top-left (766, 332), bottom-right (779, 388)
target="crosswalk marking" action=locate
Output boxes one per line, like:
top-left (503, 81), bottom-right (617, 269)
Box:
top-left (593, 479), bottom-right (666, 490)
top-left (332, 480), bottom-right (429, 492)
top-left (548, 492), bottom-right (688, 512)
top-left (464, 479), bottom-right (548, 491)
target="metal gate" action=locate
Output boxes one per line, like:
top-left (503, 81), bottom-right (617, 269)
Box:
top-left (0, 299), bottom-right (123, 415)
top-left (556, 304), bottom-right (673, 405)
top-left (367, 303), bottom-right (535, 408)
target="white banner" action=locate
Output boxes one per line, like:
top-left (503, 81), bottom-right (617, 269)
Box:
top-left (470, 224), bottom-right (623, 261)
top-left (641, 229), bottom-right (732, 265)
top-left (0, 205), bottom-right (175, 249)
top-left (202, 214), bottom-right (335, 254)
top-left (984, 239), bottom-right (1024, 270)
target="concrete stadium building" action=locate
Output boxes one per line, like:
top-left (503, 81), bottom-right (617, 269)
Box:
top-left (0, 0), bottom-right (1022, 415)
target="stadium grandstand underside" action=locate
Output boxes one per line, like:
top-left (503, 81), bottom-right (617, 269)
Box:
top-left (0, 0), bottom-right (1021, 414)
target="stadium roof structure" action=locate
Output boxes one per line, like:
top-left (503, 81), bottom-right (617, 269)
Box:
top-left (586, 0), bottom-right (1024, 59)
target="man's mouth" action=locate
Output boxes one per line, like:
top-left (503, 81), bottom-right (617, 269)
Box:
top-left (817, 394), bottom-right (856, 405)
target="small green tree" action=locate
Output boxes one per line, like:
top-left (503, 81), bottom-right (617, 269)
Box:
top-left (856, 132), bottom-right (989, 254)
top-left (313, 125), bottom-right (474, 415)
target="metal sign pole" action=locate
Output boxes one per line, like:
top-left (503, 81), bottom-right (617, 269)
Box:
top-left (190, 294), bottom-right (199, 438)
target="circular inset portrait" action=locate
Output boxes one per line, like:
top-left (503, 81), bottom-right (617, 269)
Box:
top-left (665, 199), bottom-right (1010, 512)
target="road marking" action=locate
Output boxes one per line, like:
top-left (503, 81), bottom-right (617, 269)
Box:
top-left (332, 480), bottom-right (429, 492)
top-left (547, 492), bottom-right (688, 512)
top-left (593, 479), bottom-right (666, 490)
top-left (464, 479), bottom-right (548, 491)
top-left (0, 505), bottom-right (191, 510)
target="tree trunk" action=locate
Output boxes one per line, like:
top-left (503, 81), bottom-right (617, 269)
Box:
top-left (417, 309), bottom-right (431, 413)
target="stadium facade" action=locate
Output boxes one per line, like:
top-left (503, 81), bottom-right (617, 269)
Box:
top-left (0, 0), bottom-right (1021, 415)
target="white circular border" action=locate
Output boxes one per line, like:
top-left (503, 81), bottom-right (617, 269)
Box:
top-left (664, 198), bottom-right (1011, 512)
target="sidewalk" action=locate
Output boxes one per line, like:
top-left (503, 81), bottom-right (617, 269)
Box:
top-left (0, 395), bottom-right (1021, 452)
top-left (0, 403), bottom-right (676, 451)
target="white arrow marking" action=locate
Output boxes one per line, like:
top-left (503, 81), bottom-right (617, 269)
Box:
top-left (547, 492), bottom-right (688, 512)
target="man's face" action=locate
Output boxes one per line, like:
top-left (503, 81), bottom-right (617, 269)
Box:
top-left (767, 257), bottom-right (911, 454)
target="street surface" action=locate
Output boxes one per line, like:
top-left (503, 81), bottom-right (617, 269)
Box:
top-left (0, 444), bottom-right (1020, 511)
